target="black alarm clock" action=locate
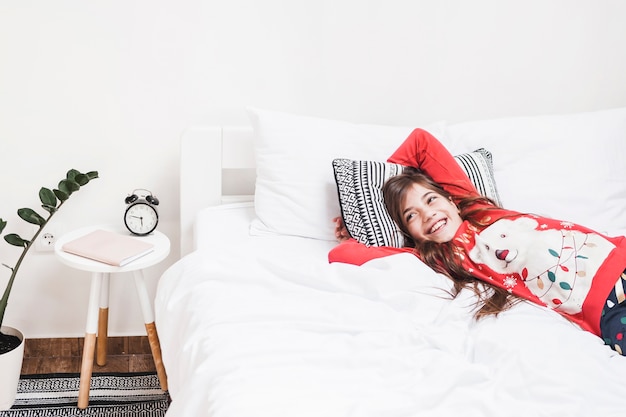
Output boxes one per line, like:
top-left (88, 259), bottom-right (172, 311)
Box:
top-left (124, 189), bottom-right (159, 236)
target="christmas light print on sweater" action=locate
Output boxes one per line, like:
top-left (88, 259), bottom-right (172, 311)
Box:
top-left (468, 216), bottom-right (615, 314)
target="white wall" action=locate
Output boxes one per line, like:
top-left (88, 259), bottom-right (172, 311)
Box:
top-left (1, 0), bottom-right (626, 338)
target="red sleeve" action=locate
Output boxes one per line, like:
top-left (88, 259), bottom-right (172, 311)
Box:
top-left (387, 128), bottom-right (479, 198)
top-left (328, 238), bottom-right (411, 265)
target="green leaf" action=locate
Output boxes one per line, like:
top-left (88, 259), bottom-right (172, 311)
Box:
top-left (66, 169), bottom-right (80, 181)
top-left (58, 179), bottom-right (80, 196)
top-left (53, 188), bottom-right (70, 202)
top-left (4, 234), bottom-right (28, 247)
top-left (0, 219), bottom-right (6, 234)
top-left (39, 187), bottom-right (57, 208)
top-left (73, 173), bottom-right (89, 186)
top-left (41, 204), bottom-right (58, 214)
top-left (17, 208), bottom-right (46, 225)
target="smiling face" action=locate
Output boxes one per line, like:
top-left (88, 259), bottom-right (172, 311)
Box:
top-left (401, 183), bottom-right (463, 243)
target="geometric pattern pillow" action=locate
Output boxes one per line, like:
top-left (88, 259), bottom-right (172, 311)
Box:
top-left (332, 148), bottom-right (502, 248)
top-left (332, 159), bottom-right (406, 248)
top-left (453, 148), bottom-right (501, 207)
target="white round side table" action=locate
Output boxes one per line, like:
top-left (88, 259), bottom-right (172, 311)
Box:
top-left (54, 224), bottom-right (170, 409)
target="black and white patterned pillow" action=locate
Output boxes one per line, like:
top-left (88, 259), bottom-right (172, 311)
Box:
top-left (332, 148), bottom-right (502, 248)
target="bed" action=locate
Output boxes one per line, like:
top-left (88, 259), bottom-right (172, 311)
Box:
top-left (155, 107), bottom-right (626, 417)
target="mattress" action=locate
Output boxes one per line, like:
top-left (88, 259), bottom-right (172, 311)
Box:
top-left (155, 204), bottom-right (626, 417)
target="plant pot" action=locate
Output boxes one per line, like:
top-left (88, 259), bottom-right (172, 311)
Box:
top-left (0, 326), bottom-right (24, 410)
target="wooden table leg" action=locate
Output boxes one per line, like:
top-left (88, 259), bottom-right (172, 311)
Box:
top-left (96, 308), bottom-right (108, 366)
top-left (146, 321), bottom-right (168, 391)
top-left (96, 274), bottom-right (110, 366)
top-left (132, 270), bottom-right (168, 391)
top-left (78, 333), bottom-right (96, 409)
top-left (78, 272), bottom-right (103, 409)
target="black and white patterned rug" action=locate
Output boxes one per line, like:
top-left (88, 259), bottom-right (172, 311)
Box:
top-left (0, 373), bottom-right (169, 416)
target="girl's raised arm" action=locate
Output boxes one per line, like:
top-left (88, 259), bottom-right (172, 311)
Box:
top-left (387, 128), bottom-right (479, 197)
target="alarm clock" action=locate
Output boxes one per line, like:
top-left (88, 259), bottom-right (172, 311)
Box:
top-left (124, 189), bottom-right (159, 236)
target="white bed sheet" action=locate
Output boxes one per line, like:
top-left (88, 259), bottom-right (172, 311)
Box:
top-left (155, 204), bottom-right (626, 417)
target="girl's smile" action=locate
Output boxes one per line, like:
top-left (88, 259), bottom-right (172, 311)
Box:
top-left (402, 183), bottom-right (463, 243)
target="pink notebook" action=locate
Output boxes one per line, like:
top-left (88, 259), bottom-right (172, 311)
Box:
top-left (62, 229), bottom-right (155, 266)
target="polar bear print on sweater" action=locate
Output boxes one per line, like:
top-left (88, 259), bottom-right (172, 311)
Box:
top-left (468, 217), bottom-right (615, 313)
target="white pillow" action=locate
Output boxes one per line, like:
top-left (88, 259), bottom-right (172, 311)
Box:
top-left (248, 108), bottom-right (445, 240)
top-left (444, 107), bottom-right (626, 233)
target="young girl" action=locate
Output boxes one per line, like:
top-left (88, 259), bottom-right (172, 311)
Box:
top-left (329, 128), bottom-right (626, 355)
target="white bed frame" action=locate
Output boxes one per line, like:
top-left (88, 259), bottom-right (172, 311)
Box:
top-left (179, 126), bottom-right (256, 256)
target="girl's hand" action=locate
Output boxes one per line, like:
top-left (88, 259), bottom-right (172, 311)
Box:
top-left (333, 216), bottom-right (350, 242)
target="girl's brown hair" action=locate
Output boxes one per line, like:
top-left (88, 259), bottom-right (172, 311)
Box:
top-left (382, 167), bottom-right (519, 320)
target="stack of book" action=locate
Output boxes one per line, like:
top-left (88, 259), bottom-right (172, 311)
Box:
top-left (62, 229), bottom-right (154, 267)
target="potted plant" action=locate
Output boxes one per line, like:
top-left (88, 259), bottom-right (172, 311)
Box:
top-left (0, 168), bottom-right (98, 410)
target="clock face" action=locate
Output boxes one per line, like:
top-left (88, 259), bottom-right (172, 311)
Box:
top-left (124, 202), bottom-right (158, 235)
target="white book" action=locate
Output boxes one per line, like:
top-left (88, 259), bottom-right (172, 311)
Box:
top-left (62, 229), bottom-right (154, 266)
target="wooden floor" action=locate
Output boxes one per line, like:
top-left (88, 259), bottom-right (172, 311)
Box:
top-left (21, 336), bottom-right (156, 375)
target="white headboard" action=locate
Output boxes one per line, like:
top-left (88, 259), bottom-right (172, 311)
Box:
top-left (179, 126), bottom-right (256, 256)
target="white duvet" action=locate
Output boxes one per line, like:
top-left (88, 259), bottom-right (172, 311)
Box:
top-left (155, 206), bottom-right (626, 417)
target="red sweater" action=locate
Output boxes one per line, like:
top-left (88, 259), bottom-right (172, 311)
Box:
top-left (329, 128), bottom-right (626, 336)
